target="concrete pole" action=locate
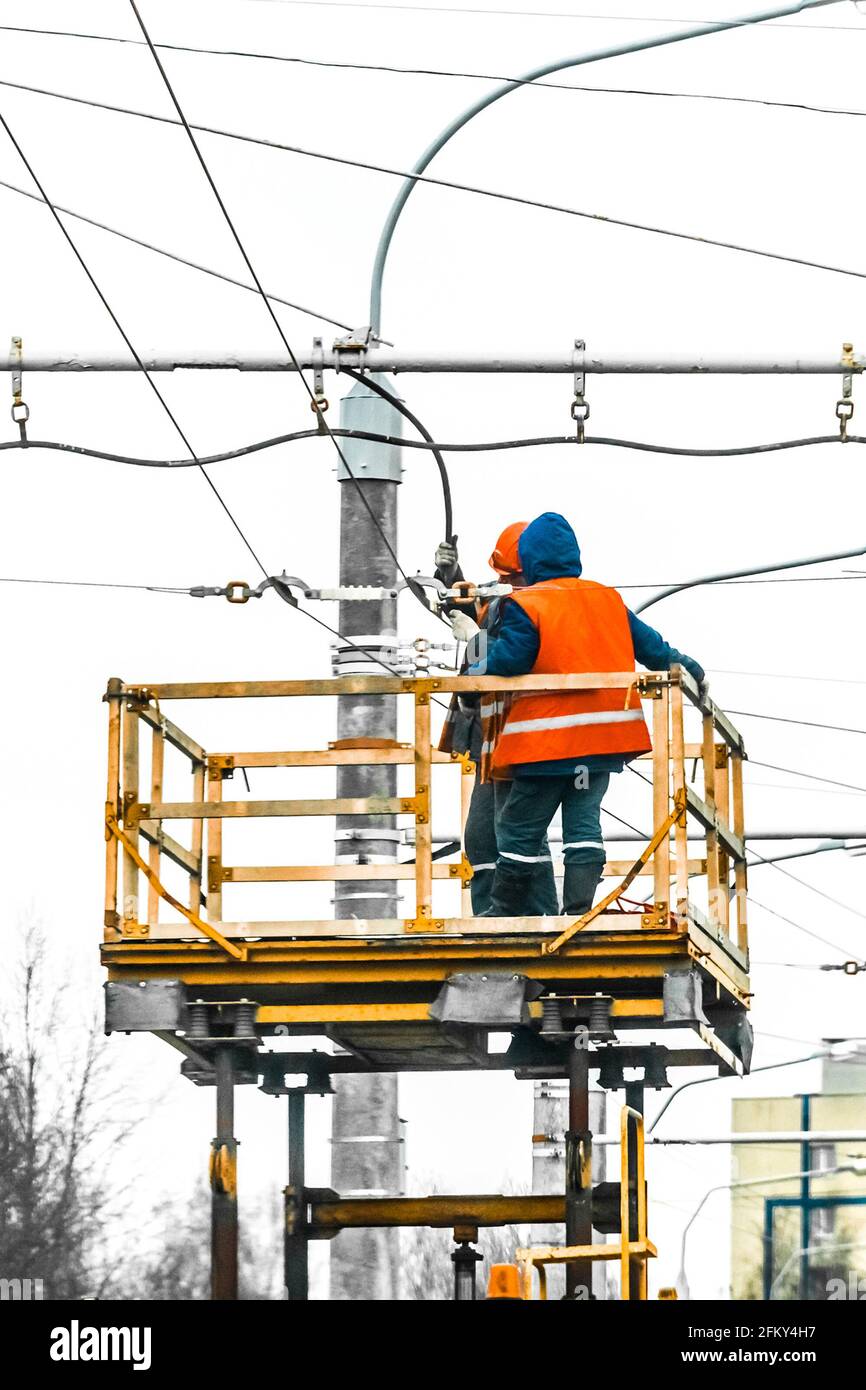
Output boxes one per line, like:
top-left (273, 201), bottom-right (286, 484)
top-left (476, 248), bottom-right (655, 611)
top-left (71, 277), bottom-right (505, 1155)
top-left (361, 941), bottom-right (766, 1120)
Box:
top-left (329, 376), bottom-right (406, 1300)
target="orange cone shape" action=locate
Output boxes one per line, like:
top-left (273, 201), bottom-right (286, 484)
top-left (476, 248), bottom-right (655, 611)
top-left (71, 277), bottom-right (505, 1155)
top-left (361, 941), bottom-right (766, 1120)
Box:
top-left (486, 1263), bottom-right (522, 1299)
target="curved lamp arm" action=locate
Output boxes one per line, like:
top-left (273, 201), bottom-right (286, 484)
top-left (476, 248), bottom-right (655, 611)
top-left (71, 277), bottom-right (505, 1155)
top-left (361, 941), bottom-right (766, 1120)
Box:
top-left (368, 0), bottom-right (840, 334)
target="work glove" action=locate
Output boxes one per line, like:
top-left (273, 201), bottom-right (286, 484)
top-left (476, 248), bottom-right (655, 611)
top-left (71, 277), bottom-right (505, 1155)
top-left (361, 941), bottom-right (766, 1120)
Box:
top-left (434, 537), bottom-right (460, 586)
top-left (449, 609), bottom-right (481, 644)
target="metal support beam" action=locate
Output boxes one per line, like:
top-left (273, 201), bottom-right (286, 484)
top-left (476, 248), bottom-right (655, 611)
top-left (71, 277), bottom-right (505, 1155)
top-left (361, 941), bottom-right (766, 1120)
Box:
top-left (565, 1041), bottom-right (593, 1299)
top-left (8, 348), bottom-right (862, 374)
top-left (285, 1091), bottom-right (308, 1301)
top-left (452, 1233), bottom-right (483, 1301)
top-left (210, 1047), bottom-right (238, 1301)
top-left (308, 1193), bottom-right (567, 1233)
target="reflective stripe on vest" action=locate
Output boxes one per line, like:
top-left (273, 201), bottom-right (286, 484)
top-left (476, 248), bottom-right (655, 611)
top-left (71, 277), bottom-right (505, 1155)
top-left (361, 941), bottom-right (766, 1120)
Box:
top-left (500, 708), bottom-right (645, 736)
top-left (491, 576), bottom-right (652, 769)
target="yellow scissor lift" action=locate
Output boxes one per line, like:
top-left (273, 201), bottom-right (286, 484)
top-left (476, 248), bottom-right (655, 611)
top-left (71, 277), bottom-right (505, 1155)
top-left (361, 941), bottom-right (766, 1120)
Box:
top-left (101, 666), bottom-right (751, 1300)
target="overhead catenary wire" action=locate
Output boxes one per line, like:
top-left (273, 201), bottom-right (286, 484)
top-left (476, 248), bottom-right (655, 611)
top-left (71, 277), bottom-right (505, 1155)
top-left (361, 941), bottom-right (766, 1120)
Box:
top-left (748, 760), bottom-right (866, 795)
top-left (748, 848), bottom-right (866, 921)
top-left (0, 177), bottom-right (352, 332)
top-left (8, 40), bottom-right (866, 123)
top-left (749, 896), bottom-right (862, 959)
top-left (4, 428), bottom-right (866, 467)
top-left (0, 109), bottom-right (270, 580)
top-left (729, 710), bottom-right (866, 736)
top-left (244, 0), bottom-right (854, 29)
top-left (4, 4), bottom-right (861, 35)
top-left (126, 0), bottom-right (438, 619)
top-left (5, 76), bottom-right (866, 288)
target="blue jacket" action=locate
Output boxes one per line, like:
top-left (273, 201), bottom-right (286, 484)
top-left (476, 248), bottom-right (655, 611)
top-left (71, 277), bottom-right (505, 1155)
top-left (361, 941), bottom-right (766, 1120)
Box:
top-left (467, 512), bottom-right (705, 775)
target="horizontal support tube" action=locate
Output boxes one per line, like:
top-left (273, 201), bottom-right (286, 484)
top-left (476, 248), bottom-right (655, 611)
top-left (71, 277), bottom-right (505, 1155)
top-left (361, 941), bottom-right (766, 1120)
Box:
top-left (308, 1193), bottom-right (566, 1232)
top-left (257, 999), bottom-right (662, 1025)
top-left (597, 1132), bottom-right (866, 1147)
top-left (136, 704), bottom-right (206, 764)
top-left (139, 820), bottom-right (201, 878)
top-left (424, 828), bottom-right (865, 843)
top-left (115, 914), bottom-right (699, 940)
top-left (685, 787), bottom-right (747, 861)
top-left (220, 860), bottom-right (704, 881)
top-left (131, 673), bottom-right (666, 700)
top-left (135, 796), bottom-right (416, 820)
top-left (7, 349), bottom-right (864, 374)
top-left (212, 747), bottom-right (458, 767)
top-left (224, 863), bottom-right (463, 882)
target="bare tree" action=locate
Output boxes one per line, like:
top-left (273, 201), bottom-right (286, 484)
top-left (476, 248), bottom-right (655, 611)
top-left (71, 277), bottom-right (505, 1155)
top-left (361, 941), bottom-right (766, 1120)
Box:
top-left (0, 923), bottom-right (138, 1298)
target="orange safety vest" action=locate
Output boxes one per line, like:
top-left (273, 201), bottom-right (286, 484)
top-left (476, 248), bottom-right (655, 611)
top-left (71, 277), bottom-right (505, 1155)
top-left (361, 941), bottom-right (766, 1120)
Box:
top-left (490, 577), bottom-right (651, 770)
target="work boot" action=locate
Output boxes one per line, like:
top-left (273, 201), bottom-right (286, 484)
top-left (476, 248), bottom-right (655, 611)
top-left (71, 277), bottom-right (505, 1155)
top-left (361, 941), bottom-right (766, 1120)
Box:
top-left (562, 861), bottom-right (604, 916)
top-left (482, 859), bottom-right (536, 917)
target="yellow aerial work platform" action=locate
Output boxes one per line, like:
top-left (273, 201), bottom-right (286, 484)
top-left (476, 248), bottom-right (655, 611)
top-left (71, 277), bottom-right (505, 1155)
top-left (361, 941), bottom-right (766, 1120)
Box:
top-left (99, 666), bottom-right (751, 1299)
top-left (101, 667), bottom-right (750, 1068)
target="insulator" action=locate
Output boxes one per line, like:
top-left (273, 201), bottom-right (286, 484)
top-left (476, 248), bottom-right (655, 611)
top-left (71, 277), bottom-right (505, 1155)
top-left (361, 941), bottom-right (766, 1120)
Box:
top-left (188, 1003), bottom-right (209, 1038)
top-left (541, 996), bottom-right (563, 1035)
top-left (234, 1002), bottom-right (257, 1037)
top-left (588, 994), bottom-right (614, 1040)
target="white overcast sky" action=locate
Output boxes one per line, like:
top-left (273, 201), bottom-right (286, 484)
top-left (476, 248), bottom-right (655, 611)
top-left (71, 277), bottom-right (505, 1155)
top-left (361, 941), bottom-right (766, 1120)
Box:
top-left (2, 0), bottom-right (866, 1299)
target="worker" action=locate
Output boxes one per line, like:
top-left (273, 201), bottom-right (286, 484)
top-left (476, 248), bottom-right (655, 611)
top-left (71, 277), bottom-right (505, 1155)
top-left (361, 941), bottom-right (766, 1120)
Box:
top-left (466, 512), bottom-right (705, 918)
top-left (435, 524), bottom-right (559, 916)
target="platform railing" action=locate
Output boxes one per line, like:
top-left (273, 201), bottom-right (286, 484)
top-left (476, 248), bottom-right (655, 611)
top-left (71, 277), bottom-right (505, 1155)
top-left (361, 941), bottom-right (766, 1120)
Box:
top-left (102, 668), bottom-right (747, 958)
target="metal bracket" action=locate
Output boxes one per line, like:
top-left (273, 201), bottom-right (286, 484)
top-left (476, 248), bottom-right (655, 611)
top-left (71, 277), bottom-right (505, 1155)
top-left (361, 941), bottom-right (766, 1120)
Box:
top-left (571, 337), bottom-right (590, 443)
top-left (10, 336), bottom-right (28, 441)
top-left (332, 325), bottom-right (373, 371)
top-left (311, 336), bottom-right (329, 432)
top-left (837, 341), bottom-right (856, 441)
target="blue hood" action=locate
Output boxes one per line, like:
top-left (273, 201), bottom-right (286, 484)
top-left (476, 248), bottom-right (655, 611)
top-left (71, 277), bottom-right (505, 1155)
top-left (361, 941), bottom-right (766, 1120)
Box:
top-left (517, 512), bottom-right (582, 584)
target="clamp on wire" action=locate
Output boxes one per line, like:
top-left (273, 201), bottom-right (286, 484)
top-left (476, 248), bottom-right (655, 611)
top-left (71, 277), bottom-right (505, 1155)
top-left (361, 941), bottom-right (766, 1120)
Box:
top-left (836, 342), bottom-right (857, 442)
top-left (10, 336), bottom-right (29, 443)
top-left (311, 336), bottom-right (329, 434)
top-left (188, 573), bottom-right (305, 606)
top-left (571, 337), bottom-right (590, 444)
top-left (332, 325), bottom-right (372, 374)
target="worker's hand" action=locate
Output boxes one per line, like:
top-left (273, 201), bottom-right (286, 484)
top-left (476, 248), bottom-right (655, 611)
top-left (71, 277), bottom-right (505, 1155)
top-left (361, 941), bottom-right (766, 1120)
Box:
top-left (698, 676), bottom-right (710, 704)
top-left (434, 537), bottom-right (460, 585)
top-left (449, 609), bottom-right (481, 644)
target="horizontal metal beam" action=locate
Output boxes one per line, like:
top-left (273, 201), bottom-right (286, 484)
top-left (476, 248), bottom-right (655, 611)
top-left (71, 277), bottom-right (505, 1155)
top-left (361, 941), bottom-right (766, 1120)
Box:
top-left (424, 828), bottom-right (866, 843)
top-left (134, 796), bottom-right (417, 820)
top-left (308, 1193), bottom-right (565, 1233)
top-left (600, 1131), bottom-right (866, 1147)
top-left (132, 672), bottom-right (663, 699)
top-left (5, 348), bottom-right (862, 374)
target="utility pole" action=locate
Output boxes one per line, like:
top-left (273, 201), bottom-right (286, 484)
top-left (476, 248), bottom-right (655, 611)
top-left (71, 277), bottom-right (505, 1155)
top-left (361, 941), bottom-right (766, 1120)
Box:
top-left (329, 374), bottom-right (406, 1299)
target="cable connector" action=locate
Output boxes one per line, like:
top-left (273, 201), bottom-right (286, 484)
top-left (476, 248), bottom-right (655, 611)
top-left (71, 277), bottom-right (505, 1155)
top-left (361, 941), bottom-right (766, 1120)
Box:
top-left (9, 336), bottom-right (28, 443)
top-left (836, 341), bottom-right (857, 441)
top-left (311, 335), bottom-right (329, 433)
top-left (332, 325), bottom-right (373, 371)
top-left (571, 336), bottom-right (590, 444)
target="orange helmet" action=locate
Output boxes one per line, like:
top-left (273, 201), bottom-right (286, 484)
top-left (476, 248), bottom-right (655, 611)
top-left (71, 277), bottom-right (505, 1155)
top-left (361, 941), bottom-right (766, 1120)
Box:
top-left (489, 521), bottom-right (528, 577)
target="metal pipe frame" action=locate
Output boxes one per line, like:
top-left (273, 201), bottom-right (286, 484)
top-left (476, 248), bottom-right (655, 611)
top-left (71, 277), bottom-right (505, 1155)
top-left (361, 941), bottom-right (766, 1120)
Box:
top-left (365, 0), bottom-right (843, 332)
top-left (103, 669), bottom-right (750, 975)
top-left (7, 348), bottom-right (862, 374)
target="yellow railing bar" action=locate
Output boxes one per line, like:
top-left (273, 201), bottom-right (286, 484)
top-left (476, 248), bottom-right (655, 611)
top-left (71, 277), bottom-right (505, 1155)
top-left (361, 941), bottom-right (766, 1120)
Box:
top-left (105, 814), bottom-right (246, 962)
top-left (541, 790), bottom-right (687, 956)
